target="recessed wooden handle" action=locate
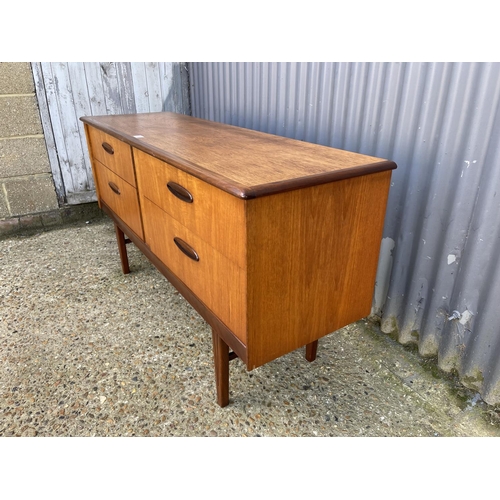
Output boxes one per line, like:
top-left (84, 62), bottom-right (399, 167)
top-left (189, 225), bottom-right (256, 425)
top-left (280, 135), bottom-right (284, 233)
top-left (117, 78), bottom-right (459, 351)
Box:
top-left (108, 181), bottom-right (121, 195)
top-left (102, 142), bottom-right (114, 155)
top-left (167, 181), bottom-right (193, 203)
top-left (173, 237), bottom-right (199, 261)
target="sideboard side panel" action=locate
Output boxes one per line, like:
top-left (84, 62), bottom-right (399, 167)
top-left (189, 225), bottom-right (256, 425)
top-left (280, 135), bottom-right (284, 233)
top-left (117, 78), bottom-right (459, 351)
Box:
top-left (245, 170), bottom-right (392, 369)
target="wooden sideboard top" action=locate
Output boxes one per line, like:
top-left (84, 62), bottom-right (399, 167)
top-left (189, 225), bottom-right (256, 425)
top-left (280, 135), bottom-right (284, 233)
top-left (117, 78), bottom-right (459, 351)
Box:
top-left (81, 112), bottom-right (397, 199)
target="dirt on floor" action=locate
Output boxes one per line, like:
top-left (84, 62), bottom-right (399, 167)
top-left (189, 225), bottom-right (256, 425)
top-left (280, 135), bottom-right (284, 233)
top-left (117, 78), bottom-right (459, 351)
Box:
top-left (1, 217), bottom-right (499, 437)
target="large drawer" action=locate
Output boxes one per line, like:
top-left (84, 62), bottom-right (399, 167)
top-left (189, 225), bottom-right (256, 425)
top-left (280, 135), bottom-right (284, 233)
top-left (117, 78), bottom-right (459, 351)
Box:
top-left (88, 127), bottom-right (136, 187)
top-left (141, 196), bottom-right (247, 343)
top-left (134, 149), bottom-right (246, 270)
top-left (94, 160), bottom-right (144, 239)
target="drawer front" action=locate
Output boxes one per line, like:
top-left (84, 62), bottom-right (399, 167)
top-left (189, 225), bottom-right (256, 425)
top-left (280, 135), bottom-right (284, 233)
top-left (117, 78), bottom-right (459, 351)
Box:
top-left (141, 196), bottom-right (247, 343)
top-left (95, 160), bottom-right (144, 239)
top-left (134, 149), bottom-right (246, 269)
top-left (88, 127), bottom-right (136, 187)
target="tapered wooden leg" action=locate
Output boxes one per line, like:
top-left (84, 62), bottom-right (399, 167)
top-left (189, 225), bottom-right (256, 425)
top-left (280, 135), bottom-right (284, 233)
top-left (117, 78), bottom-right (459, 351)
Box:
top-left (115, 224), bottom-right (130, 274)
top-left (305, 340), bottom-right (318, 362)
top-left (212, 328), bottom-right (230, 407)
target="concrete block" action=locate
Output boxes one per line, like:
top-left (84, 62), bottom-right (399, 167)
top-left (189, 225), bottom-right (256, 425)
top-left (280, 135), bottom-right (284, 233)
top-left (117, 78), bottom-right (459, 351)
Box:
top-left (0, 216), bottom-right (19, 236)
top-left (0, 202), bottom-right (103, 238)
top-left (0, 62), bottom-right (34, 95)
top-left (40, 210), bottom-right (62, 227)
top-left (19, 214), bottom-right (43, 229)
top-left (3, 174), bottom-right (58, 216)
top-left (0, 96), bottom-right (43, 137)
top-left (0, 136), bottom-right (50, 177)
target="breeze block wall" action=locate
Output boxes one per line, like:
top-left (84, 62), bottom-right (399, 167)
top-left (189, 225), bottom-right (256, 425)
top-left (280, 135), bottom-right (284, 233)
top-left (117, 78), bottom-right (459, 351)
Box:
top-left (0, 62), bottom-right (58, 222)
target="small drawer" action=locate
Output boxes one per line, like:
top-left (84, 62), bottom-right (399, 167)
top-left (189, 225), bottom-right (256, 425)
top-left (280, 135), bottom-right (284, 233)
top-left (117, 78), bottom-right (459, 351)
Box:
top-left (141, 196), bottom-right (247, 343)
top-left (134, 148), bottom-right (246, 270)
top-left (88, 126), bottom-right (136, 187)
top-left (95, 160), bottom-right (144, 240)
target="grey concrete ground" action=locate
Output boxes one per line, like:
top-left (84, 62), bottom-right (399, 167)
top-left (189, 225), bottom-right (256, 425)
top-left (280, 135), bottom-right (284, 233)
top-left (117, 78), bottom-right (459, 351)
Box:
top-left (1, 216), bottom-right (500, 437)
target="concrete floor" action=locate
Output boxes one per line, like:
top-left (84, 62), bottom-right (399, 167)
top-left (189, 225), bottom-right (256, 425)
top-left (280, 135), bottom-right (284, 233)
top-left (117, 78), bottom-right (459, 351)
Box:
top-left (1, 216), bottom-right (499, 437)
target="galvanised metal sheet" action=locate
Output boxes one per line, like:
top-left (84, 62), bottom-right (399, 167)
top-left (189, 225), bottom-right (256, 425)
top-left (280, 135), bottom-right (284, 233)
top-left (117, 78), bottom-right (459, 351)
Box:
top-left (189, 62), bottom-right (500, 404)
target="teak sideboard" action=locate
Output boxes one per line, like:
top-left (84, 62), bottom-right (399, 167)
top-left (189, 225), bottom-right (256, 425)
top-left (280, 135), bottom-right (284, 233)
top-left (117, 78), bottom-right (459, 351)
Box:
top-left (80, 112), bottom-right (396, 407)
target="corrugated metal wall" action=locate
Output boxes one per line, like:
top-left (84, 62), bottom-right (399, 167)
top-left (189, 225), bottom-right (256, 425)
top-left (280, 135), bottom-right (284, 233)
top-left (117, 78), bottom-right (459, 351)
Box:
top-left (189, 62), bottom-right (500, 405)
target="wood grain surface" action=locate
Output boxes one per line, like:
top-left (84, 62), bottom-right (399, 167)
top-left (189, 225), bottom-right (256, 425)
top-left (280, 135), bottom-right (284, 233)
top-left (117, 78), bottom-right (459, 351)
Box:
top-left (141, 197), bottom-right (247, 343)
top-left (94, 160), bottom-right (144, 240)
top-left (83, 124), bottom-right (101, 207)
top-left (100, 200), bottom-right (248, 364)
top-left (134, 148), bottom-right (246, 269)
top-left (245, 170), bottom-right (392, 368)
top-left (81, 112), bottom-right (396, 199)
top-left (87, 126), bottom-right (136, 187)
